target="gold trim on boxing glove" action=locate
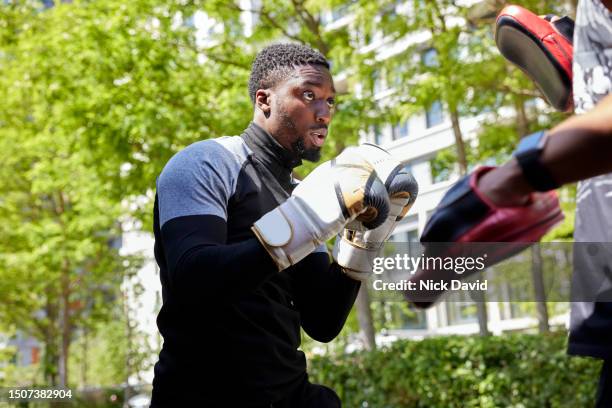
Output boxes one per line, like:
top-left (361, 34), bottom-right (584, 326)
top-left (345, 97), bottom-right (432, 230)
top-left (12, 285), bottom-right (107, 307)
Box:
top-left (341, 235), bottom-right (379, 251)
top-left (339, 266), bottom-right (371, 282)
top-left (397, 194), bottom-right (415, 220)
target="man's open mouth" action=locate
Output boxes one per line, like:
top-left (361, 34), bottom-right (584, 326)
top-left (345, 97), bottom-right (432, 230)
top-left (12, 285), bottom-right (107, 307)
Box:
top-left (310, 129), bottom-right (327, 147)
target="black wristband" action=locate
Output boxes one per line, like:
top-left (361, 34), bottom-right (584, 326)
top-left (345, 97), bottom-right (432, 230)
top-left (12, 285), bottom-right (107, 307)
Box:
top-left (514, 131), bottom-right (560, 192)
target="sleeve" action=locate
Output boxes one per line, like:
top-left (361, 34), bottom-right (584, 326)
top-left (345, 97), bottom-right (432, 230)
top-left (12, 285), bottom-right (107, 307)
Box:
top-left (290, 245), bottom-right (361, 343)
top-left (156, 140), bottom-right (237, 225)
top-left (156, 141), bottom-right (277, 302)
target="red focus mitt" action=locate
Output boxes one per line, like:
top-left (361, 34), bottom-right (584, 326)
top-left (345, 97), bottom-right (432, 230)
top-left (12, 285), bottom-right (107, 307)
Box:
top-left (496, 5), bottom-right (574, 112)
top-left (406, 166), bottom-right (564, 308)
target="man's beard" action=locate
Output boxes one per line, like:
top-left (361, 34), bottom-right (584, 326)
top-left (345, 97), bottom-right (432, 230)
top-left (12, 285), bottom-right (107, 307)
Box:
top-left (292, 138), bottom-right (321, 162)
top-left (278, 107), bottom-right (322, 163)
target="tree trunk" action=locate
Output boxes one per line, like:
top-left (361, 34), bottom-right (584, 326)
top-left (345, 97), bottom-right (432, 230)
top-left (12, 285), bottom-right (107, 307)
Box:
top-left (355, 285), bottom-right (376, 351)
top-left (58, 263), bottom-right (71, 388)
top-left (450, 105), bottom-right (489, 335)
top-left (515, 96), bottom-right (529, 138)
top-left (44, 295), bottom-right (59, 386)
top-left (531, 244), bottom-right (550, 333)
top-left (476, 298), bottom-right (490, 336)
top-left (449, 107), bottom-right (468, 175)
top-left (516, 98), bottom-right (550, 332)
top-left (470, 273), bottom-right (491, 337)
top-left (566, 0), bottom-right (578, 18)
top-left (124, 284), bottom-right (132, 408)
top-left (81, 328), bottom-right (88, 387)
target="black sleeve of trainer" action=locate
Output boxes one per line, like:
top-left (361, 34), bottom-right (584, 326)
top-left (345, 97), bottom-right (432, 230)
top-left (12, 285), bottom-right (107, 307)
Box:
top-left (161, 214), bottom-right (277, 302)
top-left (290, 252), bottom-right (361, 343)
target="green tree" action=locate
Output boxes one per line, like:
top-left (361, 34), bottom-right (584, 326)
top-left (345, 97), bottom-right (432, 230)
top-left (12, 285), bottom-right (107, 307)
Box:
top-left (0, 0), bottom-right (189, 386)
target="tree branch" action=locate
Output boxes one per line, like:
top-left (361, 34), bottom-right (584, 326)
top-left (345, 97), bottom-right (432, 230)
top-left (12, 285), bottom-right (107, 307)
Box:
top-left (289, 0), bottom-right (329, 55)
top-left (218, 0), bottom-right (307, 46)
top-left (206, 50), bottom-right (251, 70)
top-left (431, 0), bottom-right (448, 32)
top-left (259, 6), bottom-right (306, 44)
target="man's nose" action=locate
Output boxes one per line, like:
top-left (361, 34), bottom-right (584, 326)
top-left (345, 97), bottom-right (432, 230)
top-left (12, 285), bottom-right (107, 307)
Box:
top-left (315, 101), bottom-right (331, 124)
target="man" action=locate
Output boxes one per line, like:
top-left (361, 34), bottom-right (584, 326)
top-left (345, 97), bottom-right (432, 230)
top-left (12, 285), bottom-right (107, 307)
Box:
top-left (150, 43), bottom-right (395, 407)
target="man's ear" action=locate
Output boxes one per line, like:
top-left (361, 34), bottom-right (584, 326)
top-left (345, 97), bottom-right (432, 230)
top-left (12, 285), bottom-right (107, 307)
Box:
top-left (255, 89), bottom-right (271, 118)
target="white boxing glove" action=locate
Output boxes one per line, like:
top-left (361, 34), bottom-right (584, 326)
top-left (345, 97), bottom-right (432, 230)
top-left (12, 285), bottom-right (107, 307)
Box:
top-left (333, 144), bottom-right (418, 281)
top-left (252, 146), bottom-right (390, 271)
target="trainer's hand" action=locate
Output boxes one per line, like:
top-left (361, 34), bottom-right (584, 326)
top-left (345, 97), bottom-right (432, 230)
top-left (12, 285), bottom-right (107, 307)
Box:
top-left (420, 166), bottom-right (562, 244)
top-left (495, 5), bottom-right (574, 111)
top-left (252, 147), bottom-right (390, 271)
top-left (333, 144), bottom-right (418, 281)
top-left (406, 166), bottom-right (563, 308)
top-left (477, 159), bottom-right (532, 207)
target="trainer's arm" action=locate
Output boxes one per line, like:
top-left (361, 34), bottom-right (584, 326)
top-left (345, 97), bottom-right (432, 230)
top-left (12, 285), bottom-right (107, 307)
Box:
top-left (290, 252), bottom-right (360, 343)
top-left (479, 93), bottom-right (612, 206)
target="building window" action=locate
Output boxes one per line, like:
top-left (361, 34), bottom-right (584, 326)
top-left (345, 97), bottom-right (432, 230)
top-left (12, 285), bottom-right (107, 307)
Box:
top-left (391, 61), bottom-right (409, 88)
top-left (426, 100), bottom-right (443, 128)
top-left (184, 15), bottom-right (195, 28)
top-left (430, 161), bottom-right (450, 184)
top-left (430, 149), bottom-right (453, 184)
top-left (445, 292), bottom-right (478, 325)
top-left (372, 124), bottom-right (383, 145)
top-left (390, 228), bottom-right (418, 243)
top-left (406, 229), bottom-right (423, 257)
top-left (392, 120), bottom-right (409, 140)
top-left (502, 277), bottom-right (534, 320)
top-left (392, 70), bottom-right (402, 88)
top-left (331, 2), bottom-right (352, 21)
top-left (390, 227), bottom-right (421, 259)
top-left (108, 235), bottom-right (123, 250)
top-left (403, 163), bottom-right (413, 175)
top-left (372, 301), bottom-right (428, 330)
top-left (422, 47), bottom-right (438, 67)
top-left (372, 69), bottom-right (385, 95)
top-left (398, 304), bottom-right (428, 330)
top-left (405, 229), bottom-right (421, 258)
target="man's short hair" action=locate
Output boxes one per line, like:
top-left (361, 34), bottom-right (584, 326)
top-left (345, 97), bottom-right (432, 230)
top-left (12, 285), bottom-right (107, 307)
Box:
top-left (248, 43), bottom-right (330, 104)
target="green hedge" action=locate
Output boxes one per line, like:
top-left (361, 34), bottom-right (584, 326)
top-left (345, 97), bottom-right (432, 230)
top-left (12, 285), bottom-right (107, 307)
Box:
top-left (308, 332), bottom-right (601, 408)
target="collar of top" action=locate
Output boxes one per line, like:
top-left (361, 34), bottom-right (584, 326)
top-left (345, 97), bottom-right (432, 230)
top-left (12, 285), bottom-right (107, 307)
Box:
top-left (242, 122), bottom-right (302, 173)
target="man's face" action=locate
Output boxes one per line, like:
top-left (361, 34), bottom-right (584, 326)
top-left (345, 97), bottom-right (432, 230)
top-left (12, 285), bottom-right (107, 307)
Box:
top-left (264, 64), bottom-right (336, 162)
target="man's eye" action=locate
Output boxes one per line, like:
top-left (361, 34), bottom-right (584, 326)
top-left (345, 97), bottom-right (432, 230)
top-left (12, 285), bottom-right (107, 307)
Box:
top-left (327, 98), bottom-right (336, 108)
top-left (303, 91), bottom-right (315, 101)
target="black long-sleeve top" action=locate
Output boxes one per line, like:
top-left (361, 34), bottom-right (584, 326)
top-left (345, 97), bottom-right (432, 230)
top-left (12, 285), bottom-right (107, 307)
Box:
top-left (150, 123), bottom-right (360, 406)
